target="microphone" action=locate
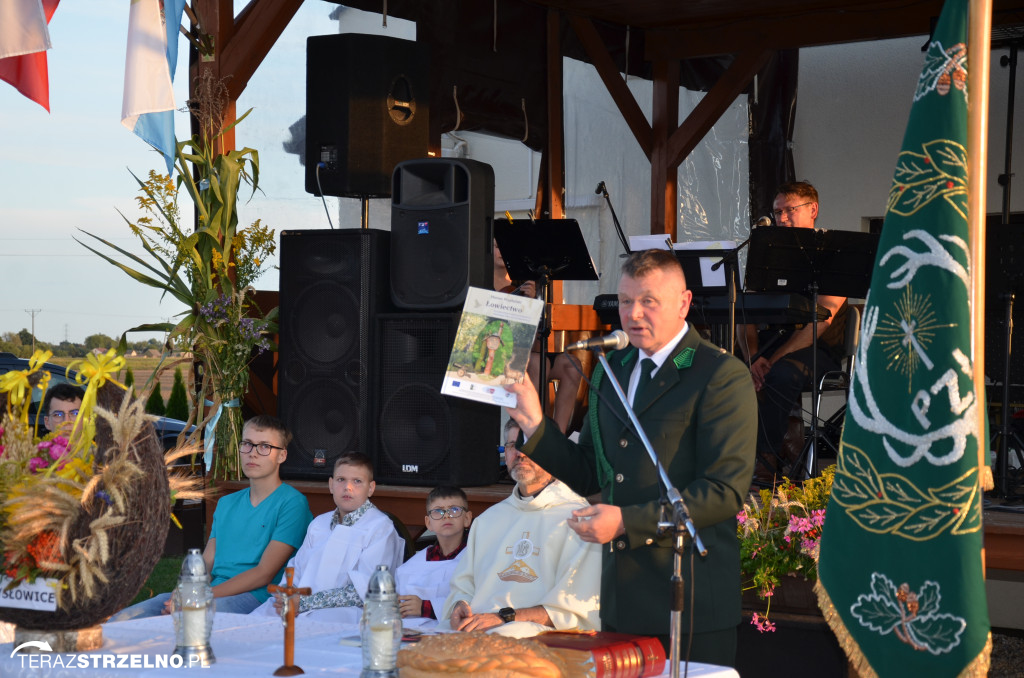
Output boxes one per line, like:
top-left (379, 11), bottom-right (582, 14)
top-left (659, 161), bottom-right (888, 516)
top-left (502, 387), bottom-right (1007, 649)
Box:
top-left (595, 181), bottom-right (606, 195)
top-left (754, 215), bottom-right (772, 227)
top-left (566, 330), bottom-right (629, 352)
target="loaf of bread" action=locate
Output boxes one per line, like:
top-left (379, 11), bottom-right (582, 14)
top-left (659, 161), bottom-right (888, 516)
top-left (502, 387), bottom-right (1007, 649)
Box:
top-left (397, 631), bottom-right (569, 678)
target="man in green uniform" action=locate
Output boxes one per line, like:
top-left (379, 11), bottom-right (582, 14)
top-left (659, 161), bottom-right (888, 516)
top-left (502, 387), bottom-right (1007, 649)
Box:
top-left (506, 249), bottom-right (756, 666)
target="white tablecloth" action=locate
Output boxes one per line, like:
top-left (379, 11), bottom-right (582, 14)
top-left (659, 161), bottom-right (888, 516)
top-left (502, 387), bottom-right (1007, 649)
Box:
top-left (0, 613), bottom-right (739, 678)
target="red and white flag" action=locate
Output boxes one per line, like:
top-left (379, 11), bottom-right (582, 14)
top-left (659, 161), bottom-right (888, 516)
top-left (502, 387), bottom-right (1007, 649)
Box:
top-left (0, 0), bottom-right (61, 111)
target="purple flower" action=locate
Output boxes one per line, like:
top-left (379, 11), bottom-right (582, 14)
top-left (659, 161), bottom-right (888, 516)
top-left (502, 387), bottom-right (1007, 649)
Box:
top-left (28, 457), bottom-right (49, 473)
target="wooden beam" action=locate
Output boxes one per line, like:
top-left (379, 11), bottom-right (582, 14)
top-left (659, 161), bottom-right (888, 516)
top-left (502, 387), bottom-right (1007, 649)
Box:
top-left (644, 2), bottom-right (947, 60)
top-left (650, 58), bottom-right (679, 236)
top-left (665, 44), bottom-right (772, 170)
top-left (221, 0), bottom-right (304, 101)
top-left (547, 9), bottom-right (565, 302)
top-left (567, 14), bottom-right (653, 159)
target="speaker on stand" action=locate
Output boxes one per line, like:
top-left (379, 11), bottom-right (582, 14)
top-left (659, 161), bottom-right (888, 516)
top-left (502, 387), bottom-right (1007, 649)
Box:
top-left (390, 158), bottom-right (495, 310)
top-left (305, 34), bottom-right (429, 199)
top-left (278, 229), bottom-right (394, 480)
top-left (373, 312), bottom-right (500, 486)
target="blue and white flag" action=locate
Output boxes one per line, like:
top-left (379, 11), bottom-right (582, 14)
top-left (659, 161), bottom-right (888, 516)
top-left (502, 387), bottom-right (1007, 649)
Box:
top-left (121, 0), bottom-right (185, 175)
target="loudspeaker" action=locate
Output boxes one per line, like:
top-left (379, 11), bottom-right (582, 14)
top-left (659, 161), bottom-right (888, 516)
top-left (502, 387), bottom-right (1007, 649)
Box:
top-left (278, 229), bottom-right (394, 480)
top-left (373, 313), bottom-right (500, 486)
top-left (390, 158), bottom-right (495, 310)
top-left (305, 34), bottom-right (429, 198)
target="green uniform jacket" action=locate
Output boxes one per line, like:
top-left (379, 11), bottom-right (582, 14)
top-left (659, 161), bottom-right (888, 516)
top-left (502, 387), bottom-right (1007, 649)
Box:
top-left (522, 328), bottom-right (757, 636)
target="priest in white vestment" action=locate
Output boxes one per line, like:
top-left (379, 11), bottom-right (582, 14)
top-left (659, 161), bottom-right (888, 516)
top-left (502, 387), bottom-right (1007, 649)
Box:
top-left (441, 422), bottom-right (601, 638)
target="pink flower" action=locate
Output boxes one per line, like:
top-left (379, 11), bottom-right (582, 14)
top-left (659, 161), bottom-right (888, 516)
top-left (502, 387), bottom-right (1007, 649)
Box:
top-left (750, 613), bottom-right (777, 633)
top-left (28, 457), bottom-right (49, 473)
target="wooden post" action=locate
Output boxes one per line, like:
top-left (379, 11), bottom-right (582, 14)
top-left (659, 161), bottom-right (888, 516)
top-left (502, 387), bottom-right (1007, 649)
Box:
top-left (268, 566), bottom-right (312, 676)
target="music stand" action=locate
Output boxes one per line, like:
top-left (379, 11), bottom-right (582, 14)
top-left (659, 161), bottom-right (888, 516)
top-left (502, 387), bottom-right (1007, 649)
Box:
top-left (745, 226), bottom-right (877, 479)
top-left (986, 222), bottom-right (1024, 499)
top-left (674, 248), bottom-right (733, 347)
top-left (494, 219), bottom-right (600, 413)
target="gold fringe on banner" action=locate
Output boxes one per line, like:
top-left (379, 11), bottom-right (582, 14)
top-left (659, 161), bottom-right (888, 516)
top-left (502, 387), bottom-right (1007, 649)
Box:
top-left (814, 580), bottom-right (992, 678)
top-left (956, 634), bottom-right (991, 678)
top-left (814, 579), bottom-right (877, 678)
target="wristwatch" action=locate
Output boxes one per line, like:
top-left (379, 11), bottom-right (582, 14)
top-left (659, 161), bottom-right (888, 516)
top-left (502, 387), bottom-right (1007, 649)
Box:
top-left (498, 607), bottom-right (516, 623)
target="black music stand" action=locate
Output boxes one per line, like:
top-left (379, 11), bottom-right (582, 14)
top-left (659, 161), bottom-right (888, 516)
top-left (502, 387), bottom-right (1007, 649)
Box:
top-left (494, 219), bottom-right (600, 413)
top-left (675, 248), bottom-right (734, 347)
top-left (745, 226), bottom-right (877, 480)
top-left (986, 223), bottom-right (1024, 499)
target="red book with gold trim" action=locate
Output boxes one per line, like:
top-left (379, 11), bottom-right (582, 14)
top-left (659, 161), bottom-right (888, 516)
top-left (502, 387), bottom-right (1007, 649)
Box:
top-left (534, 631), bottom-right (666, 678)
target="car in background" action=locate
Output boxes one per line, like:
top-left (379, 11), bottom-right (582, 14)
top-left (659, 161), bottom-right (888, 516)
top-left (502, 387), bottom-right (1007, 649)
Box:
top-left (0, 352), bottom-right (197, 454)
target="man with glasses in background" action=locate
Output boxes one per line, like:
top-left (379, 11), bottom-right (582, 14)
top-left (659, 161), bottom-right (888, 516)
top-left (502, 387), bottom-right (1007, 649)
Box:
top-left (441, 419), bottom-right (601, 637)
top-left (41, 383), bottom-right (84, 435)
top-left (736, 181), bottom-right (849, 484)
top-left (110, 415), bottom-right (312, 620)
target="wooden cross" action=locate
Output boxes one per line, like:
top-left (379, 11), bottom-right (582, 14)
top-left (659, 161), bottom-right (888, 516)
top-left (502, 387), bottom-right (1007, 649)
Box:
top-left (267, 566), bottom-right (311, 676)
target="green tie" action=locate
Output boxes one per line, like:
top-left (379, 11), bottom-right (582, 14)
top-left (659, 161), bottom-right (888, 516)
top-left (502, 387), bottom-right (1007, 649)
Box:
top-left (634, 358), bottom-right (656, 405)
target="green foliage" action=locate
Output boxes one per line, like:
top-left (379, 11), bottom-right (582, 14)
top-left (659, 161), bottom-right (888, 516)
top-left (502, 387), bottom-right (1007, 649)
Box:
top-left (737, 467), bottom-right (835, 622)
top-left (75, 108), bottom-right (277, 481)
top-left (84, 334), bottom-right (115, 351)
top-left (130, 556), bottom-right (183, 605)
top-left (124, 366), bottom-right (135, 392)
top-left (165, 367), bottom-right (190, 421)
top-left (145, 386), bottom-right (166, 417)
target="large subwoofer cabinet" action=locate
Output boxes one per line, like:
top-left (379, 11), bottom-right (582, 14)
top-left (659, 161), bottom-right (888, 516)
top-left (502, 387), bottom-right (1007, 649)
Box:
top-left (277, 229), bottom-right (393, 480)
top-left (373, 312), bottom-right (500, 486)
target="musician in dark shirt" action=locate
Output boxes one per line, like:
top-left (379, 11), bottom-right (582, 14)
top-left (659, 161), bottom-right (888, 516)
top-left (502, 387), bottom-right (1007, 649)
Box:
top-left (736, 182), bottom-right (847, 481)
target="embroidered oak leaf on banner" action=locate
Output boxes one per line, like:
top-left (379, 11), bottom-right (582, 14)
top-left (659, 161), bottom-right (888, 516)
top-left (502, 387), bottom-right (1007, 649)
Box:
top-left (887, 140), bottom-right (968, 220)
top-left (829, 443), bottom-right (981, 540)
top-left (850, 572), bottom-right (966, 655)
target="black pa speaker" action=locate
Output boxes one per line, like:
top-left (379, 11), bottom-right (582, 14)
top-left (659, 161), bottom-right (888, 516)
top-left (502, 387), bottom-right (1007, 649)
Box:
top-left (390, 158), bottom-right (495, 310)
top-left (373, 313), bottom-right (500, 486)
top-left (305, 34), bottom-right (429, 198)
top-left (278, 229), bottom-right (394, 479)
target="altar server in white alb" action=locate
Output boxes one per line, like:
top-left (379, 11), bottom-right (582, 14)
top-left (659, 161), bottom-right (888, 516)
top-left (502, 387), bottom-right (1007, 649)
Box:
top-left (252, 451), bottom-right (405, 623)
top-left (441, 420), bottom-right (601, 638)
top-left (396, 486), bottom-right (473, 628)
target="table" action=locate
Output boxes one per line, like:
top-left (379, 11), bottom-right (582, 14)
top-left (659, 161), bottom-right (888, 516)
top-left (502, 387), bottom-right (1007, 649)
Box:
top-left (0, 613), bottom-right (738, 678)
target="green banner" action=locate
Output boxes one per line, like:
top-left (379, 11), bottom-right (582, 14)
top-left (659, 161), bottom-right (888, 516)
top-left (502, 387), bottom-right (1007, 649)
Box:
top-left (815, 1), bottom-right (991, 676)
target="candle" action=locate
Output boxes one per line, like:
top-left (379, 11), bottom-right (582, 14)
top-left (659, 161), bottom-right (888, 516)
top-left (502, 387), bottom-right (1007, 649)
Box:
top-left (182, 605), bottom-right (207, 646)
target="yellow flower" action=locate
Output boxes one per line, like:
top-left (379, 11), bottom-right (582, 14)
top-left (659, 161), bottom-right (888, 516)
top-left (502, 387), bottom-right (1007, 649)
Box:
top-left (0, 349), bottom-right (53, 423)
top-left (66, 349), bottom-right (128, 454)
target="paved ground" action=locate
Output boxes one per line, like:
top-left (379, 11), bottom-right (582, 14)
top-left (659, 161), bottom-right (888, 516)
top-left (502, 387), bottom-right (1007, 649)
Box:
top-left (991, 631), bottom-right (1024, 678)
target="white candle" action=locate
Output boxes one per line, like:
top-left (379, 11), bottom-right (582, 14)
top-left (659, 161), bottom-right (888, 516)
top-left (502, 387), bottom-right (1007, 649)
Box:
top-left (182, 605), bottom-right (207, 646)
top-left (368, 624), bottom-right (394, 669)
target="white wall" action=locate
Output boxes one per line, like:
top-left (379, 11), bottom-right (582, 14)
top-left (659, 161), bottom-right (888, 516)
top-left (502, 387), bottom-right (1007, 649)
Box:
top-left (795, 37), bottom-right (1024, 232)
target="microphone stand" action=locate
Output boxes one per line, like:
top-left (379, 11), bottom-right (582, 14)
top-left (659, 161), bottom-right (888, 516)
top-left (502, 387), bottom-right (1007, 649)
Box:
top-left (591, 348), bottom-right (707, 678)
top-left (710, 237), bottom-right (752, 353)
top-left (596, 181), bottom-right (632, 256)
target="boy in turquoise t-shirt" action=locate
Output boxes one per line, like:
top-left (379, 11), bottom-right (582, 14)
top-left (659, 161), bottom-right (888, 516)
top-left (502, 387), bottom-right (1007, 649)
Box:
top-left (110, 415), bottom-right (312, 620)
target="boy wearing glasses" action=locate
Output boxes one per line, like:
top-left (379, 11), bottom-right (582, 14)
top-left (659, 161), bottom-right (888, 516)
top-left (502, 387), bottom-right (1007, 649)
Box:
top-left (42, 383), bottom-right (84, 435)
top-left (111, 415), bottom-right (312, 620)
top-left (254, 451), bottom-right (404, 623)
top-left (396, 486), bottom-right (472, 625)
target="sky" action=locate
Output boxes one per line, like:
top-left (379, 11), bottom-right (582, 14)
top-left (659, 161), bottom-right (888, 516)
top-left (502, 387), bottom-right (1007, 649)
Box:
top-left (0, 2), bottom-right (402, 346)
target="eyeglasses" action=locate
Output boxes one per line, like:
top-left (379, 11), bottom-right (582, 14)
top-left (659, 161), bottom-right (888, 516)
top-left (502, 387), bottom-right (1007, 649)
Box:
top-left (426, 506), bottom-right (468, 520)
top-left (498, 441), bottom-right (517, 455)
top-left (48, 409), bottom-right (80, 421)
top-left (772, 202), bottom-right (813, 219)
top-left (239, 440), bottom-right (286, 456)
